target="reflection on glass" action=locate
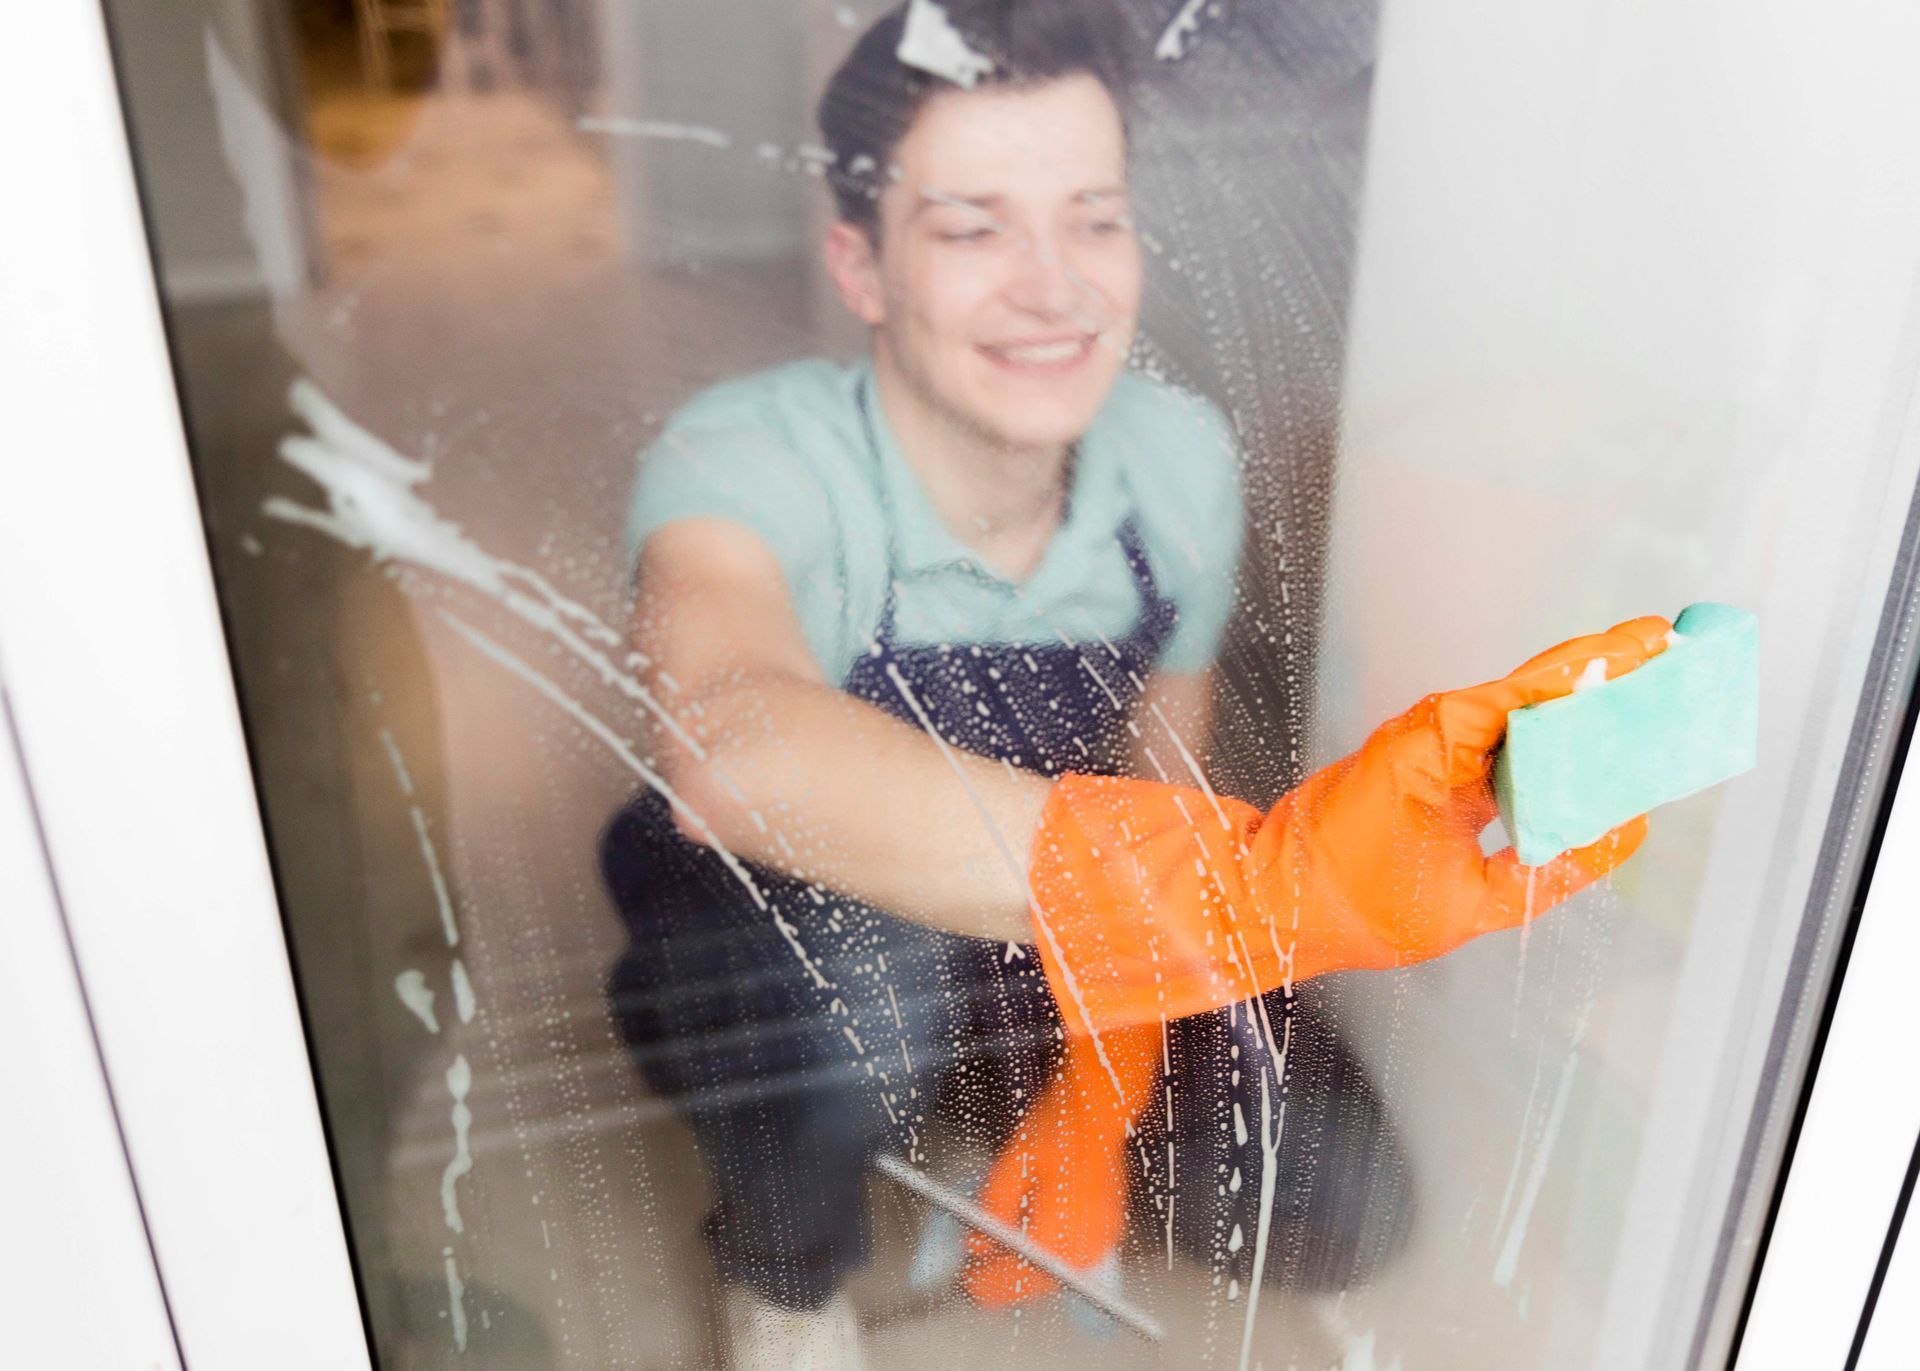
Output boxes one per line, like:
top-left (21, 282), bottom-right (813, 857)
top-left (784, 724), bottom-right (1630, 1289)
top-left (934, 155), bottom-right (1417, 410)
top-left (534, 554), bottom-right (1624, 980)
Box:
top-left (108, 0), bottom-right (1920, 1367)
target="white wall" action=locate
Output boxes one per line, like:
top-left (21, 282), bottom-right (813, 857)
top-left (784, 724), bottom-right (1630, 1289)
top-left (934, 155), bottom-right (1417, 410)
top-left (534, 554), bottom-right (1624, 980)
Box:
top-left (1327, 0), bottom-right (1920, 1365)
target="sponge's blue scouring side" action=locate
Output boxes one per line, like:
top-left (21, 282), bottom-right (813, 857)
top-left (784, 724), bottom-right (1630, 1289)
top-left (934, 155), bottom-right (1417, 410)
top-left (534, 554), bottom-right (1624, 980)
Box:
top-left (1493, 602), bottom-right (1758, 866)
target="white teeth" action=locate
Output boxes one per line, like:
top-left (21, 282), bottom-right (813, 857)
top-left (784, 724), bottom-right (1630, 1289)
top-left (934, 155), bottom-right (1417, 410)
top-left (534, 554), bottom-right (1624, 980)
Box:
top-left (996, 339), bottom-right (1085, 364)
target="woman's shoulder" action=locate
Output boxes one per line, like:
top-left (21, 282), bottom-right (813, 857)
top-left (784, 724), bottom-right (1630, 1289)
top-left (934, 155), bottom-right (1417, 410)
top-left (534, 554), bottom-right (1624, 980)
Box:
top-left (633, 358), bottom-right (878, 540)
top-left (630, 360), bottom-right (885, 682)
top-left (627, 358), bottom-right (879, 562)
top-left (659, 358), bottom-right (867, 459)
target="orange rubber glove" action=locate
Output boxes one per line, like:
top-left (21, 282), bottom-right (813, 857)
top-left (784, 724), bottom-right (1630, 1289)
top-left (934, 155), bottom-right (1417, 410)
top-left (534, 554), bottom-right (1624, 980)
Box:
top-left (961, 616), bottom-right (1670, 1309)
top-left (1028, 614), bottom-right (1673, 1038)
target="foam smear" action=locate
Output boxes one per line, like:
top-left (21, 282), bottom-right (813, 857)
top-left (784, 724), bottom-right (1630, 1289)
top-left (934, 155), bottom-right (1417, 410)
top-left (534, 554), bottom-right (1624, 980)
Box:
top-left (270, 381), bottom-right (624, 654)
top-left (897, 0), bottom-right (994, 86)
top-left (394, 969), bottom-right (440, 1034)
top-left (1155, 0), bottom-right (1213, 61)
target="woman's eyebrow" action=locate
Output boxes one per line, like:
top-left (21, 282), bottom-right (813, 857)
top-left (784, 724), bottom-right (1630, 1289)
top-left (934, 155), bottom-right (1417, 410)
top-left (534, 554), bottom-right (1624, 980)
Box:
top-left (911, 186), bottom-right (1129, 219)
top-left (912, 188), bottom-right (1003, 219)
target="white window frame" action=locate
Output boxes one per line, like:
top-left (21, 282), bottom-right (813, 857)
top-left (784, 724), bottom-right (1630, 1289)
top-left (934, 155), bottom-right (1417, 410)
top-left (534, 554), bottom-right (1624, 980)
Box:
top-left (0, 674), bottom-right (183, 1370)
top-left (0, 4), bottom-right (367, 1369)
top-left (1855, 1127), bottom-right (1920, 1369)
top-left (1733, 683), bottom-right (1920, 1371)
top-left (1, 2), bottom-right (1916, 1368)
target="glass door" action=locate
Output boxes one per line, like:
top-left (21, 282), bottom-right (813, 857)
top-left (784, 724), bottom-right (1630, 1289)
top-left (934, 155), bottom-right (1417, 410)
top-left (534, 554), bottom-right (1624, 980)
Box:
top-left (5, 0), bottom-right (1919, 1368)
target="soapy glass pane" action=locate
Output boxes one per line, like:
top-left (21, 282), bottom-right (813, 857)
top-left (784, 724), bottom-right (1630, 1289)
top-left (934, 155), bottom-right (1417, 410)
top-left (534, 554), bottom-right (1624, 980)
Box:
top-left (107, 0), bottom-right (1920, 1368)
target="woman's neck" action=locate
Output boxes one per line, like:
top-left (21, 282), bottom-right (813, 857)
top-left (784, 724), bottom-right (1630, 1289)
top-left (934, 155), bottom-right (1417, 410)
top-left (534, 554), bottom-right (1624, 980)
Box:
top-left (870, 351), bottom-right (1070, 581)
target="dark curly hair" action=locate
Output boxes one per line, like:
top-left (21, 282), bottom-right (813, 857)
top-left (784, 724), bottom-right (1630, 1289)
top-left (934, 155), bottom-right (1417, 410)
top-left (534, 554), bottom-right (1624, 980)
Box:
top-left (817, 0), bottom-right (1132, 236)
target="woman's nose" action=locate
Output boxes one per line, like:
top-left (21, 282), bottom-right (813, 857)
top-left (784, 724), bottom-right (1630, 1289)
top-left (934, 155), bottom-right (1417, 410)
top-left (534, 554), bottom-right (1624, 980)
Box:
top-left (1008, 233), bottom-right (1089, 320)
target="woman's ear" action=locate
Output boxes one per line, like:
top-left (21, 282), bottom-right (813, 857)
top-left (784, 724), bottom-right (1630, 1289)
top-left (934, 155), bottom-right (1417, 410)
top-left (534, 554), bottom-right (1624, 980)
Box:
top-left (824, 220), bottom-right (887, 326)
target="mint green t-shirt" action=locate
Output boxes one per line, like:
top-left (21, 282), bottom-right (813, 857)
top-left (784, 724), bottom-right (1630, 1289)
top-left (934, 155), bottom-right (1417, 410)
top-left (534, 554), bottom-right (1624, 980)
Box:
top-left (625, 359), bottom-right (1245, 685)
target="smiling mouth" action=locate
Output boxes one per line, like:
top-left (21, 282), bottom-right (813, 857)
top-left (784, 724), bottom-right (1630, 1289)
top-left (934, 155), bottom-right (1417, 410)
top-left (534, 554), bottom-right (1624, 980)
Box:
top-left (979, 334), bottom-right (1099, 372)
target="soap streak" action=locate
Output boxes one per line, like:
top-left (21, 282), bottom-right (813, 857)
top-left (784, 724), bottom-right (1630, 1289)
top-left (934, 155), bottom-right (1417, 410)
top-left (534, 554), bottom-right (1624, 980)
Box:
top-left (1231, 964), bottom-right (1289, 1371)
top-left (451, 957), bottom-right (477, 1024)
top-left (1493, 1004), bottom-right (1591, 1286)
top-left (441, 1053), bottom-right (474, 1235)
top-left (443, 1249), bottom-right (467, 1352)
top-left (1493, 1050), bottom-right (1579, 1286)
top-left (574, 115), bottom-right (731, 147)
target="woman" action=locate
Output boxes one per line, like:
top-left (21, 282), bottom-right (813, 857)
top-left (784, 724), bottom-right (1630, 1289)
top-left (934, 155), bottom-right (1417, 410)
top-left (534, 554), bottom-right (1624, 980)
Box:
top-left (601, 4), bottom-right (1660, 1366)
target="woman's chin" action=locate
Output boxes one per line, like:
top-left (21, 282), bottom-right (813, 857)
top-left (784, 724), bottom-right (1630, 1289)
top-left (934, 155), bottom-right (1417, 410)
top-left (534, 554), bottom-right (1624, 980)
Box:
top-left (970, 393), bottom-right (1110, 453)
top-left (988, 418), bottom-right (1096, 453)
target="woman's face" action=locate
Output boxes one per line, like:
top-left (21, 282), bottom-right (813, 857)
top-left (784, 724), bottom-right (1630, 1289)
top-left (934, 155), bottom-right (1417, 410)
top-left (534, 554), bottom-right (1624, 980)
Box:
top-left (834, 73), bottom-right (1142, 454)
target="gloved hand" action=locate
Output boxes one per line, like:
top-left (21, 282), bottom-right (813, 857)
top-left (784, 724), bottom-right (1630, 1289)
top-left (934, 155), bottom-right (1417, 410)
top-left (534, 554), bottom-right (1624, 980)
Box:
top-left (1028, 614), bottom-right (1673, 1037)
top-left (960, 616), bottom-right (1670, 1309)
top-left (961, 1019), bottom-right (1158, 1308)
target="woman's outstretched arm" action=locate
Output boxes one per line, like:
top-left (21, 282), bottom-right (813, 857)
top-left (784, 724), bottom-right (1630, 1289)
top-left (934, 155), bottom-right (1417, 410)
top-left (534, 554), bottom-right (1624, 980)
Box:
top-left (633, 517), bottom-right (1047, 942)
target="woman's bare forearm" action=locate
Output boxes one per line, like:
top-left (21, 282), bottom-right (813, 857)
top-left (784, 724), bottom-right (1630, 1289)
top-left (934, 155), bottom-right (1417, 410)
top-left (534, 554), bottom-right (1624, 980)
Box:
top-left (657, 668), bottom-right (1049, 943)
top-left (1128, 668), bottom-right (1217, 785)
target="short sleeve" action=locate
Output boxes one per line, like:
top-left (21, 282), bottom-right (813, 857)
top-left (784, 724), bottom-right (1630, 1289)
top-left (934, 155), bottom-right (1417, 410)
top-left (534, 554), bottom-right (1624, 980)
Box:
top-left (624, 415), bottom-right (835, 598)
top-left (1121, 387), bottom-right (1246, 674)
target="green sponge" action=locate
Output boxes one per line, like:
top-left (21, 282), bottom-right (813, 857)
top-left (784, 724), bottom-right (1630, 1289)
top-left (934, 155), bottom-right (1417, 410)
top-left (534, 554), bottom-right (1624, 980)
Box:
top-left (1493, 602), bottom-right (1758, 866)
